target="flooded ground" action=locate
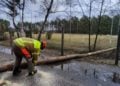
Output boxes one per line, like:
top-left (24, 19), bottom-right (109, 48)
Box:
top-left (0, 45), bottom-right (120, 86)
top-left (0, 61), bottom-right (120, 86)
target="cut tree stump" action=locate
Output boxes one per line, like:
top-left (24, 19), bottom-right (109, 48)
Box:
top-left (0, 47), bottom-right (116, 73)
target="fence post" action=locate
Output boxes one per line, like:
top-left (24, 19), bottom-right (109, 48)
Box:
top-left (115, 15), bottom-right (120, 65)
top-left (61, 24), bottom-right (64, 56)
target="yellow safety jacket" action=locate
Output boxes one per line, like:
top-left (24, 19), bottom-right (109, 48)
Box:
top-left (13, 37), bottom-right (41, 64)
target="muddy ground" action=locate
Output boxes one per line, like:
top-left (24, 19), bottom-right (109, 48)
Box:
top-left (0, 46), bottom-right (120, 86)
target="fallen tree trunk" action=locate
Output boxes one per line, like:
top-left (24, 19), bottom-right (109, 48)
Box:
top-left (0, 47), bottom-right (116, 73)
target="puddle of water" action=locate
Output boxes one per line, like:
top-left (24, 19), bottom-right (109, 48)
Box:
top-left (0, 62), bottom-right (120, 86)
top-left (52, 61), bottom-right (120, 84)
top-left (0, 45), bottom-right (11, 54)
top-left (0, 45), bottom-right (120, 85)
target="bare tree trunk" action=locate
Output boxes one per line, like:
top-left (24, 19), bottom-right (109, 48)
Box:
top-left (13, 0), bottom-right (20, 38)
top-left (13, 15), bottom-right (20, 38)
top-left (93, 0), bottom-right (104, 51)
top-left (88, 1), bottom-right (92, 52)
top-left (37, 0), bottom-right (54, 40)
top-left (78, 0), bottom-right (94, 52)
top-left (21, 0), bottom-right (25, 37)
top-left (8, 30), bottom-right (13, 55)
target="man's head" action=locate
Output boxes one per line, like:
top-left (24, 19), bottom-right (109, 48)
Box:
top-left (41, 40), bottom-right (47, 50)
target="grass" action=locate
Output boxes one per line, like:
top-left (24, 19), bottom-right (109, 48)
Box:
top-left (0, 33), bottom-right (117, 53)
top-left (40, 33), bottom-right (117, 53)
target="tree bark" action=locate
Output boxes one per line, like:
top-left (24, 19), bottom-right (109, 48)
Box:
top-left (8, 31), bottom-right (13, 55)
top-left (21, 0), bottom-right (25, 37)
top-left (13, 16), bottom-right (20, 38)
top-left (13, 0), bottom-right (20, 38)
top-left (93, 0), bottom-right (104, 51)
top-left (37, 0), bottom-right (54, 40)
top-left (88, 1), bottom-right (92, 52)
top-left (0, 47), bottom-right (116, 73)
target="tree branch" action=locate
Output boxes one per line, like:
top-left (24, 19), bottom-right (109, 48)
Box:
top-left (37, 0), bottom-right (54, 40)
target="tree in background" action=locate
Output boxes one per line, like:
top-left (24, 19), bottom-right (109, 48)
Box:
top-left (37, 0), bottom-right (54, 40)
top-left (21, 0), bottom-right (25, 36)
top-left (0, 19), bottom-right (10, 33)
top-left (0, 19), bottom-right (10, 40)
top-left (0, 0), bottom-right (22, 37)
top-left (93, 0), bottom-right (105, 51)
top-left (88, 0), bottom-right (96, 51)
top-left (49, 15), bottom-right (119, 35)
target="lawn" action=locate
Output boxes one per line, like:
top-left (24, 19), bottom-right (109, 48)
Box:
top-left (0, 33), bottom-right (117, 53)
top-left (40, 33), bottom-right (117, 53)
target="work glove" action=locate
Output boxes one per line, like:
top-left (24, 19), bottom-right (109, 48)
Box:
top-left (28, 69), bottom-right (37, 76)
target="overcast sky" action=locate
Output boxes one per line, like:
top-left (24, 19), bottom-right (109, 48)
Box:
top-left (0, 0), bottom-right (119, 27)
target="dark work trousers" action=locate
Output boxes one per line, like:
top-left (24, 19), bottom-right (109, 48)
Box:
top-left (12, 45), bottom-right (34, 75)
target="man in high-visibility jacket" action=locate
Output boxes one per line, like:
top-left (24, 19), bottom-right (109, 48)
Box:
top-left (12, 37), bottom-right (47, 76)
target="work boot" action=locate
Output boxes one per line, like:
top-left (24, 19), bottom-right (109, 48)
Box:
top-left (28, 70), bottom-right (37, 76)
top-left (13, 69), bottom-right (22, 76)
